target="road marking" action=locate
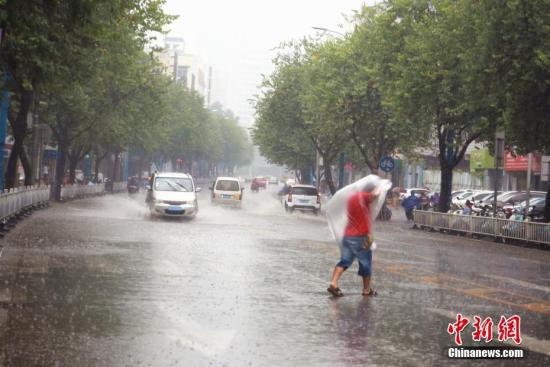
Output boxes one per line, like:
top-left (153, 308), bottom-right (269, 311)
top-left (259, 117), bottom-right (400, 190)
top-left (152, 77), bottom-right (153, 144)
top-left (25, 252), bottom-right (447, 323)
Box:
top-left (155, 301), bottom-right (235, 359)
top-left (426, 307), bottom-right (550, 357)
top-left (379, 262), bottom-right (550, 316)
top-left (482, 274), bottom-right (550, 294)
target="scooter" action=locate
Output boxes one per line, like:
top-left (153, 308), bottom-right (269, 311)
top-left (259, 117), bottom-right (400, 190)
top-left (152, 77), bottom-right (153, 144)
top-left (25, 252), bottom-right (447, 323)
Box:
top-left (377, 202), bottom-right (392, 221)
top-left (127, 185), bottom-right (139, 196)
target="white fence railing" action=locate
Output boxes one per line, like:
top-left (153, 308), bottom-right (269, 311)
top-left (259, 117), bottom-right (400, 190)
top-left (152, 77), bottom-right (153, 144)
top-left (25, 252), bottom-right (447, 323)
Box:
top-left (60, 183), bottom-right (106, 200)
top-left (0, 186), bottom-right (50, 222)
top-left (413, 210), bottom-right (550, 245)
top-left (60, 181), bottom-right (128, 200)
top-left (112, 182), bottom-right (127, 193)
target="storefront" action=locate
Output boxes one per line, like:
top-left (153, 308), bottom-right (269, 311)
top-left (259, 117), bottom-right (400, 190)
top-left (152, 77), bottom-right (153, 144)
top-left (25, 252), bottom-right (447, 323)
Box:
top-left (503, 152), bottom-right (542, 190)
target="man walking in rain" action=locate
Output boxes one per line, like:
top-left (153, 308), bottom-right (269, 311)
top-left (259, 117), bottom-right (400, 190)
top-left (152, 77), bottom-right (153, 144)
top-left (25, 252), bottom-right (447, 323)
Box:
top-left (327, 184), bottom-right (380, 297)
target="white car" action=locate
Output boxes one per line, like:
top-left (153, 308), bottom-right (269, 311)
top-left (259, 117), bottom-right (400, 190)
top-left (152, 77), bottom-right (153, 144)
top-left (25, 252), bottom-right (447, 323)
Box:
top-left (452, 190), bottom-right (480, 208)
top-left (399, 188), bottom-right (430, 201)
top-left (148, 172), bottom-right (200, 218)
top-left (283, 184), bottom-right (321, 214)
top-left (210, 177), bottom-right (243, 206)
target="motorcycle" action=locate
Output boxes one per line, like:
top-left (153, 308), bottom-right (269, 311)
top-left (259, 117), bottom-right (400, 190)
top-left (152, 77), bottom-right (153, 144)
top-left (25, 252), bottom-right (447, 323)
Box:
top-left (127, 184), bottom-right (139, 196)
top-left (377, 202), bottom-right (392, 221)
top-left (250, 181), bottom-right (259, 192)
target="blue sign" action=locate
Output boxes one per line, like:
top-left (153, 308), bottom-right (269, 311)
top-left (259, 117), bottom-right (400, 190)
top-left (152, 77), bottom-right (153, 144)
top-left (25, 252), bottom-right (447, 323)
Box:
top-left (43, 149), bottom-right (58, 160)
top-left (379, 156), bottom-right (395, 172)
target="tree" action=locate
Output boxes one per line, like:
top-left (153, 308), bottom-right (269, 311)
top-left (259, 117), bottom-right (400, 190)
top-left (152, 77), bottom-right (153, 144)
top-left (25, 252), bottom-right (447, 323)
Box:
top-left (31, 1), bottom-right (173, 199)
top-left (379, 0), bottom-right (500, 211)
top-left (252, 47), bottom-right (316, 182)
top-left (477, 0), bottom-right (550, 154)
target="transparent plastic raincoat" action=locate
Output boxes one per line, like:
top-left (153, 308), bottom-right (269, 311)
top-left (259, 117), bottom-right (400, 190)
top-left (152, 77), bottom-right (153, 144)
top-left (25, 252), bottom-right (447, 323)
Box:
top-left (326, 175), bottom-right (392, 250)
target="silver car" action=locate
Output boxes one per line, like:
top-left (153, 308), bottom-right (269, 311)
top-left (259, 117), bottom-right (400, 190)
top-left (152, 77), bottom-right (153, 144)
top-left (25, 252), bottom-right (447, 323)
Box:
top-left (148, 172), bottom-right (201, 218)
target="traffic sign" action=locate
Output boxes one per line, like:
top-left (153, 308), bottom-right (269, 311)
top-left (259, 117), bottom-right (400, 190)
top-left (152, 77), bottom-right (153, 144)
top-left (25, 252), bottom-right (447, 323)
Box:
top-left (379, 156), bottom-right (395, 172)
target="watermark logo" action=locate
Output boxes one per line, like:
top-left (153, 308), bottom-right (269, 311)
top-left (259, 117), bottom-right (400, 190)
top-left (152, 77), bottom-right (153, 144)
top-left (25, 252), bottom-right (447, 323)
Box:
top-left (446, 314), bottom-right (524, 359)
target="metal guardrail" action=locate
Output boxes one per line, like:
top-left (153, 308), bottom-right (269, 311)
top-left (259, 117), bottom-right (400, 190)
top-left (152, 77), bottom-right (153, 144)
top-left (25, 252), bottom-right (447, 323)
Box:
top-left (413, 210), bottom-right (550, 245)
top-left (0, 186), bottom-right (50, 222)
top-left (60, 183), bottom-right (106, 200)
top-left (112, 182), bottom-right (127, 193)
top-left (60, 181), bottom-right (128, 200)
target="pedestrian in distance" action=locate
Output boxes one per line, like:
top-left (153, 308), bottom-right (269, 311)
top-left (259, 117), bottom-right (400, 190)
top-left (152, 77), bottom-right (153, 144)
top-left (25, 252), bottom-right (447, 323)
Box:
top-left (462, 200), bottom-right (473, 215)
top-left (402, 192), bottom-right (420, 221)
top-left (327, 184), bottom-right (380, 298)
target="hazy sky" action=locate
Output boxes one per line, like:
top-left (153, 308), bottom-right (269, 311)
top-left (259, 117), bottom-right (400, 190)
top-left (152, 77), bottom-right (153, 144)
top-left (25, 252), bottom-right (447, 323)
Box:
top-left (163, 0), bottom-right (372, 125)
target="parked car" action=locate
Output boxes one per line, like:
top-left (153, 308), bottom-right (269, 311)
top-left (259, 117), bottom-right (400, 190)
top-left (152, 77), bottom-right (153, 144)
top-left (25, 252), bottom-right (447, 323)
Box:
top-left (499, 191), bottom-right (545, 208)
top-left (469, 191), bottom-right (493, 206)
top-left (400, 188), bottom-right (431, 201)
top-left (210, 176), bottom-right (244, 206)
top-left (451, 190), bottom-right (471, 199)
top-left (147, 172), bottom-right (200, 219)
top-left (282, 184), bottom-right (321, 214)
top-left (511, 197), bottom-right (546, 221)
top-left (501, 192), bottom-right (546, 216)
top-left (475, 191), bottom-right (503, 207)
top-left (452, 191), bottom-right (478, 208)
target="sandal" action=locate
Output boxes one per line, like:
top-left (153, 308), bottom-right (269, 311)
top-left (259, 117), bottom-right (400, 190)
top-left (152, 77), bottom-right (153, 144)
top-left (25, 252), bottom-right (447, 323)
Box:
top-left (327, 285), bottom-right (344, 297)
top-left (362, 288), bottom-right (377, 296)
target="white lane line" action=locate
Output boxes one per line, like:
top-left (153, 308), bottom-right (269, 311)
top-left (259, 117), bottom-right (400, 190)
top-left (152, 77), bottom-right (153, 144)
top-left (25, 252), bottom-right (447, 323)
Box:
top-left (482, 274), bottom-right (550, 294)
top-left (155, 301), bottom-right (236, 359)
top-left (426, 307), bottom-right (550, 356)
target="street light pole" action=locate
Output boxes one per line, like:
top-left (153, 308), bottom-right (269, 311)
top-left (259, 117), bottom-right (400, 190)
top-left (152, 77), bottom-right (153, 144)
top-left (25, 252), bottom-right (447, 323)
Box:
top-left (315, 146), bottom-right (320, 191)
top-left (312, 27), bottom-right (346, 38)
top-left (494, 130), bottom-right (505, 217)
top-left (312, 26), bottom-right (345, 191)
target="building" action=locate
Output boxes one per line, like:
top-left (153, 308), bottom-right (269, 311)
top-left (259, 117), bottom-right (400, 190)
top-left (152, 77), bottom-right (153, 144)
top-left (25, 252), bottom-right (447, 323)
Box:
top-left (157, 37), bottom-right (212, 104)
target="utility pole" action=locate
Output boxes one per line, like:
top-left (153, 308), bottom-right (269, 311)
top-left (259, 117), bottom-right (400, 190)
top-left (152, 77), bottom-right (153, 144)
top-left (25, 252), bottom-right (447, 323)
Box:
top-left (526, 153), bottom-right (532, 218)
top-left (315, 145), bottom-right (320, 191)
top-left (493, 130), bottom-right (505, 217)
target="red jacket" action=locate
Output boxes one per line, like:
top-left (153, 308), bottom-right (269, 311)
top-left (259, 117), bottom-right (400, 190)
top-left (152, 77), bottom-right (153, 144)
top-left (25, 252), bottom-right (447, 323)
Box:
top-left (344, 191), bottom-right (373, 237)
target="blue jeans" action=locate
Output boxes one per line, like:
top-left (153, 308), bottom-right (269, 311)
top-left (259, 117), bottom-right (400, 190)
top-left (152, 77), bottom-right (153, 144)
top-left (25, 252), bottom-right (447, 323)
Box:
top-left (336, 236), bottom-right (372, 277)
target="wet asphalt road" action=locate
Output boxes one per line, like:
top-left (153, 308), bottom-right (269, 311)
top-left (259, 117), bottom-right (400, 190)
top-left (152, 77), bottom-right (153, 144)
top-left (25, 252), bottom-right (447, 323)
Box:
top-left (0, 185), bottom-right (549, 366)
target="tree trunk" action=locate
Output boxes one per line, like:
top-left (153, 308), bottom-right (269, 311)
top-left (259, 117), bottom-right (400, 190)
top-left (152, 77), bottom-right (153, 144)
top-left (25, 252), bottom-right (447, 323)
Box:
top-left (94, 157), bottom-right (100, 183)
top-left (5, 138), bottom-right (22, 188)
top-left (323, 164), bottom-right (336, 195)
top-left (438, 165), bottom-right (453, 212)
top-left (112, 152), bottom-right (121, 183)
top-left (53, 136), bottom-right (68, 201)
top-left (68, 157), bottom-right (78, 184)
top-left (20, 147), bottom-right (32, 186)
top-left (138, 154), bottom-right (144, 181)
top-left (5, 90), bottom-right (34, 188)
top-left (94, 153), bottom-right (107, 183)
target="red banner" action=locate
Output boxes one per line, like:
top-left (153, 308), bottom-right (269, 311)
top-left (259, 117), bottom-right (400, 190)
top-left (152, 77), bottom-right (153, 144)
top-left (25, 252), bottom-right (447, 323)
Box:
top-left (504, 153), bottom-right (541, 172)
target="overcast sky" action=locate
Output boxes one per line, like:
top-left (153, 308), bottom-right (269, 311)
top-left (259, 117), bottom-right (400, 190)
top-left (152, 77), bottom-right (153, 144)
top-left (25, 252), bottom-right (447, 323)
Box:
top-left (163, 0), bottom-right (373, 125)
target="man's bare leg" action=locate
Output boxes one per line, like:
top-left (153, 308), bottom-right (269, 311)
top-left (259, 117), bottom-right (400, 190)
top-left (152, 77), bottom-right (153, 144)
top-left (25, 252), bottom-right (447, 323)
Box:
top-left (362, 276), bottom-right (373, 295)
top-left (330, 266), bottom-right (346, 289)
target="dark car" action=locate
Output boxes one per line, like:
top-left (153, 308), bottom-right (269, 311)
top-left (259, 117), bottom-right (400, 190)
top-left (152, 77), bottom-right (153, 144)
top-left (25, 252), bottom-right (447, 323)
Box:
top-left (499, 191), bottom-right (545, 207)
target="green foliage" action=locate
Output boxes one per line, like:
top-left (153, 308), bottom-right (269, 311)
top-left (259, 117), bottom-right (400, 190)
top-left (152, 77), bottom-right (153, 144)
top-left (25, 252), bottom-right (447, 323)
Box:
top-left (477, 0), bottom-right (550, 153)
top-left (0, 0), bottom-right (251, 191)
top-left (252, 46), bottom-right (315, 172)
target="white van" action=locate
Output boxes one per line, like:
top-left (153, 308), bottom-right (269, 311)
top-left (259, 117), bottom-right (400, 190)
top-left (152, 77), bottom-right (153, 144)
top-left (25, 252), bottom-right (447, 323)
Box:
top-left (210, 177), bottom-right (243, 206)
top-left (148, 172), bottom-right (201, 218)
